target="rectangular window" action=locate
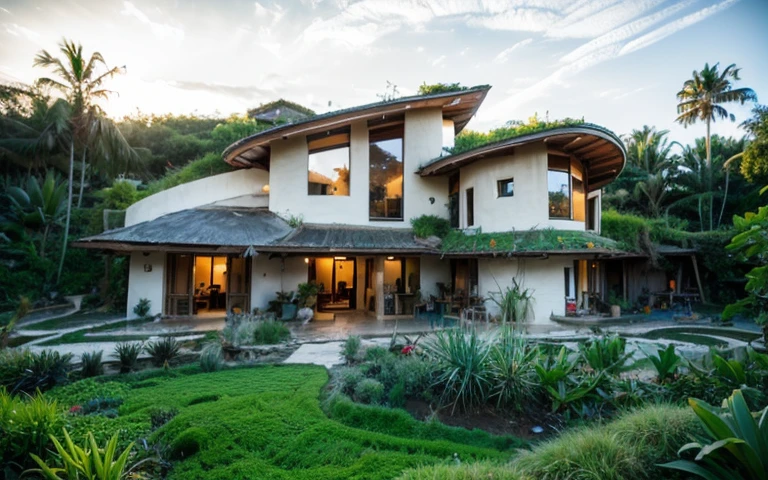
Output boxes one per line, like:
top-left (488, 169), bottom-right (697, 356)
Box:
top-left (548, 155), bottom-right (571, 219)
top-left (369, 129), bottom-right (404, 220)
top-left (466, 187), bottom-right (474, 227)
top-left (448, 173), bottom-right (460, 229)
top-left (497, 178), bottom-right (514, 197)
top-left (308, 129), bottom-right (350, 196)
top-left (572, 160), bottom-right (585, 222)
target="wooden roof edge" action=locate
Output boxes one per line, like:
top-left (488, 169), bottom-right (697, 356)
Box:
top-left (416, 124), bottom-right (627, 190)
top-left (223, 85), bottom-right (492, 167)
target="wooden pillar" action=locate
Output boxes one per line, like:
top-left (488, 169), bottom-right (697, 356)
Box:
top-left (691, 255), bottom-right (706, 304)
top-left (375, 256), bottom-right (385, 320)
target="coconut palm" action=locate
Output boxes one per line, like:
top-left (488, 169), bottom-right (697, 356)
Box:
top-left (676, 62), bottom-right (757, 229)
top-left (622, 126), bottom-right (677, 217)
top-left (33, 39), bottom-right (134, 283)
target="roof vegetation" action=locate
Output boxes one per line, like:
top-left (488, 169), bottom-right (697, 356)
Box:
top-left (416, 82), bottom-right (471, 95)
top-left (440, 228), bottom-right (619, 255)
top-left (447, 114), bottom-right (586, 156)
top-left (247, 99), bottom-right (316, 118)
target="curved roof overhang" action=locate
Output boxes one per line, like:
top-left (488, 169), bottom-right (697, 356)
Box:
top-left (223, 85), bottom-right (491, 169)
top-left (417, 124), bottom-right (626, 192)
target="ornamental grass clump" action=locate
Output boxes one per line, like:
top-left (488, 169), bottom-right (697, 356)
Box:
top-left (423, 328), bottom-right (491, 413)
top-left (1, 389), bottom-right (62, 471)
top-left (342, 335), bottom-right (362, 364)
top-left (200, 343), bottom-right (223, 373)
top-left (487, 326), bottom-right (539, 410)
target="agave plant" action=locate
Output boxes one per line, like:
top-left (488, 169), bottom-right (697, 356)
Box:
top-left (28, 429), bottom-right (134, 480)
top-left (660, 389), bottom-right (768, 480)
top-left (80, 350), bottom-right (103, 378)
top-left (144, 337), bottom-right (180, 368)
top-left (113, 342), bottom-right (142, 374)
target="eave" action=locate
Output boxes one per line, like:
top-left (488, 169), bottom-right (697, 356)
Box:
top-left (417, 124), bottom-right (627, 192)
top-left (223, 85), bottom-right (491, 169)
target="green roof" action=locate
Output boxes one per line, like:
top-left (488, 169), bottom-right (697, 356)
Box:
top-left (440, 229), bottom-right (621, 256)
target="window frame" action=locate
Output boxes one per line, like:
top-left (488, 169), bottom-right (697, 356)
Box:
top-left (307, 128), bottom-right (351, 197)
top-left (368, 126), bottom-right (405, 221)
top-left (548, 154), bottom-right (572, 220)
top-left (466, 187), bottom-right (475, 227)
top-left (496, 177), bottom-right (514, 198)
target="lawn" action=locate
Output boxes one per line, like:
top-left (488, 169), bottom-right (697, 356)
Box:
top-left (21, 311), bottom-right (124, 331)
top-left (48, 365), bottom-right (519, 479)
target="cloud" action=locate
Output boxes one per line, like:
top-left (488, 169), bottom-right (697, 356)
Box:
top-left (493, 38), bottom-right (533, 64)
top-left (560, 0), bottom-right (695, 64)
top-left (466, 8), bottom-right (560, 32)
top-left (431, 55), bottom-right (446, 67)
top-left (547, 0), bottom-right (666, 39)
top-left (3, 23), bottom-right (40, 41)
top-left (619, 0), bottom-right (739, 56)
top-left (254, 2), bottom-right (284, 24)
top-left (169, 80), bottom-right (273, 100)
top-left (120, 1), bottom-right (184, 41)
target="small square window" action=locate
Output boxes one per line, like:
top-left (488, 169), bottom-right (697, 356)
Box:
top-left (497, 178), bottom-right (514, 197)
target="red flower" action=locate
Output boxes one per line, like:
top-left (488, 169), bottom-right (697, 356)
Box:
top-left (69, 405), bottom-right (82, 415)
top-left (402, 345), bottom-right (415, 355)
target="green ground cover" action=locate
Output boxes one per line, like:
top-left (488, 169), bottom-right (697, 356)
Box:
top-left (22, 311), bottom-right (124, 331)
top-left (48, 365), bottom-right (518, 480)
top-left (441, 229), bottom-right (619, 254)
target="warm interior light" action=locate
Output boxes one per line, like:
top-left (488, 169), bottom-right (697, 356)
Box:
top-left (334, 256), bottom-right (347, 260)
top-left (262, 184), bottom-right (270, 193)
top-left (387, 256), bottom-right (395, 260)
top-left (304, 257), bottom-right (309, 264)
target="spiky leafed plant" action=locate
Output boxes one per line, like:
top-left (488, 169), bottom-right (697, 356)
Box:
top-left (33, 39), bottom-right (137, 284)
top-left (676, 62), bottom-right (757, 230)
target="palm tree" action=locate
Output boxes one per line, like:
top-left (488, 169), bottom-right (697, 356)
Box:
top-left (33, 39), bottom-right (130, 283)
top-left (622, 126), bottom-right (677, 217)
top-left (676, 62), bottom-right (757, 229)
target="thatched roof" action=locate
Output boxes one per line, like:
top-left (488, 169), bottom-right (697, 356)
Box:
top-left (74, 207), bottom-right (293, 253)
top-left (260, 223), bottom-right (433, 254)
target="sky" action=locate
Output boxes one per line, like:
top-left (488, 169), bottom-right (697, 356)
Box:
top-left (1, 0), bottom-right (766, 146)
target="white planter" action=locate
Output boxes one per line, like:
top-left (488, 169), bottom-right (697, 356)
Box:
top-left (297, 307), bottom-right (314, 323)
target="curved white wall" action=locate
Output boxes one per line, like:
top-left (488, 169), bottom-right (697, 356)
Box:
top-left (459, 142), bottom-right (585, 233)
top-left (268, 109), bottom-right (449, 226)
top-left (126, 169), bottom-right (269, 226)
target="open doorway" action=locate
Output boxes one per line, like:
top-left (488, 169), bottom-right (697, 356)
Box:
top-left (308, 256), bottom-right (356, 311)
top-left (165, 253), bottom-right (250, 316)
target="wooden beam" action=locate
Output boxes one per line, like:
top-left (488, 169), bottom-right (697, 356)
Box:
top-left (570, 139), bottom-right (605, 155)
top-left (691, 254), bottom-right (707, 304)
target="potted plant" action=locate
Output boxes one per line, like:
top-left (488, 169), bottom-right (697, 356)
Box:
top-left (297, 282), bottom-right (321, 322)
top-left (273, 291), bottom-right (296, 320)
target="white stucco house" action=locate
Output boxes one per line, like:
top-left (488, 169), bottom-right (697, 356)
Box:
top-left (76, 85), bottom-right (629, 324)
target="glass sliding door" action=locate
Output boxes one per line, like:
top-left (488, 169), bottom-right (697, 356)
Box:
top-left (166, 253), bottom-right (193, 316)
top-left (227, 256), bottom-right (251, 314)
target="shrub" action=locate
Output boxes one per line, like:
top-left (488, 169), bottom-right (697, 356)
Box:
top-left (410, 215), bottom-right (451, 239)
top-left (222, 313), bottom-right (288, 346)
top-left (487, 278), bottom-right (535, 323)
top-left (342, 335), bottom-right (362, 364)
top-left (0, 349), bottom-right (72, 394)
top-left (354, 378), bottom-right (385, 405)
top-left (114, 342), bottom-right (143, 373)
top-left (335, 367), bottom-right (365, 396)
top-left (646, 344), bottom-right (681, 382)
top-left (149, 407), bottom-right (179, 430)
top-left (28, 429), bottom-right (135, 480)
top-left (144, 337), bottom-right (181, 367)
top-left (579, 335), bottom-right (630, 374)
top-left (377, 354), bottom-right (434, 398)
top-left (397, 461), bottom-right (522, 480)
top-left (661, 390), bottom-right (768, 480)
top-left (133, 297), bottom-right (151, 318)
top-left (388, 381), bottom-right (406, 408)
top-left (364, 345), bottom-right (390, 363)
top-left (424, 328), bottom-right (491, 413)
top-left (80, 350), bottom-right (104, 378)
top-left (253, 318), bottom-right (290, 345)
top-left (47, 379), bottom-right (129, 407)
top-left (169, 427), bottom-right (209, 460)
top-left (0, 389), bottom-right (62, 470)
top-left (199, 343), bottom-right (223, 372)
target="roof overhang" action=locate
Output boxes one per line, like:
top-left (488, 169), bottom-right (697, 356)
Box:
top-left (417, 124), bottom-right (626, 192)
top-left (223, 86), bottom-right (491, 169)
